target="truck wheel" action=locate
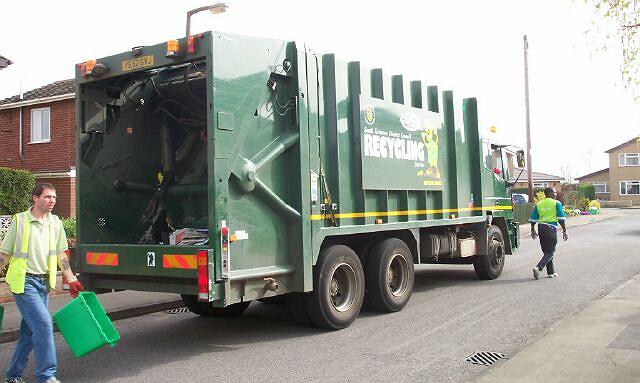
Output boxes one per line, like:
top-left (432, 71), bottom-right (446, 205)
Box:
top-left (205, 301), bottom-right (251, 317)
top-left (284, 292), bottom-right (313, 326)
top-left (304, 245), bottom-right (365, 330)
top-left (181, 294), bottom-right (211, 316)
top-left (365, 238), bottom-right (415, 312)
top-left (473, 226), bottom-right (505, 280)
top-left (181, 295), bottom-right (251, 317)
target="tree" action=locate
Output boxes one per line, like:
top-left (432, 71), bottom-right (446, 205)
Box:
top-left (587, 0), bottom-right (639, 99)
top-left (560, 164), bottom-right (575, 184)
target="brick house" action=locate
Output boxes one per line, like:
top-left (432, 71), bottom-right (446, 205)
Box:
top-left (574, 168), bottom-right (610, 200)
top-left (511, 169), bottom-right (565, 194)
top-left (576, 137), bottom-right (640, 205)
top-left (0, 79), bottom-right (76, 217)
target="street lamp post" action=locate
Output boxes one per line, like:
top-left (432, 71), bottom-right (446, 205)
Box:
top-left (186, 3), bottom-right (228, 38)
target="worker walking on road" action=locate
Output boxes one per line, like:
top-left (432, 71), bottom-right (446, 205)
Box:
top-left (0, 183), bottom-right (84, 383)
top-left (529, 187), bottom-right (568, 279)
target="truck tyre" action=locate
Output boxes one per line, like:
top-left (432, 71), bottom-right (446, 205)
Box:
top-left (304, 245), bottom-right (365, 330)
top-left (284, 292), bottom-right (313, 326)
top-left (181, 295), bottom-right (251, 317)
top-left (181, 294), bottom-right (211, 316)
top-left (473, 225), bottom-right (505, 280)
top-left (206, 301), bottom-right (251, 317)
top-left (365, 238), bottom-right (415, 312)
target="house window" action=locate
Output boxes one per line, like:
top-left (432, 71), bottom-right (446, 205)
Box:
top-left (533, 182), bottom-right (548, 188)
top-left (30, 107), bottom-right (50, 143)
top-left (619, 153), bottom-right (640, 166)
top-left (620, 181), bottom-right (640, 195)
top-left (591, 182), bottom-right (609, 193)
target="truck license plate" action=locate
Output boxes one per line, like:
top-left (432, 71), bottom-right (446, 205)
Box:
top-left (122, 55), bottom-right (154, 72)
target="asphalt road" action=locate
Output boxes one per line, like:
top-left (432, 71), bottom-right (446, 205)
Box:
top-left (2, 209), bottom-right (639, 383)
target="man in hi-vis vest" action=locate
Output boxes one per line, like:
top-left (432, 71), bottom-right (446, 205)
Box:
top-left (0, 183), bottom-right (84, 383)
top-left (529, 187), bottom-right (569, 280)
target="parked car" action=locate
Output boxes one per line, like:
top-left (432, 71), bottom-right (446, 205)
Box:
top-left (512, 193), bottom-right (529, 205)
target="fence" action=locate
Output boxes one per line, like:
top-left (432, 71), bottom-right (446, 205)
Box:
top-left (512, 203), bottom-right (535, 225)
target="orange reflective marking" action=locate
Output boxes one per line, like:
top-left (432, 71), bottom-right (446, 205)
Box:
top-left (162, 254), bottom-right (197, 269)
top-left (86, 252), bottom-right (119, 266)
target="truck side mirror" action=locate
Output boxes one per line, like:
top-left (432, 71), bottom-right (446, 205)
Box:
top-left (516, 150), bottom-right (525, 168)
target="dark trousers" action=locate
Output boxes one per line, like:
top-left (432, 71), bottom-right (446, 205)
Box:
top-left (536, 224), bottom-right (557, 274)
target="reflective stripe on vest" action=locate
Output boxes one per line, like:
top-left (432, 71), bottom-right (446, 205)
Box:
top-left (6, 211), bottom-right (58, 293)
top-left (536, 198), bottom-right (559, 223)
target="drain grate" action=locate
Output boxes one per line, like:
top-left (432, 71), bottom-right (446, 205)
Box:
top-left (465, 351), bottom-right (507, 366)
top-left (166, 307), bottom-right (190, 314)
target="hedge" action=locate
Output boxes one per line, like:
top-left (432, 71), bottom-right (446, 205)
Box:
top-left (0, 167), bottom-right (36, 215)
top-left (577, 183), bottom-right (595, 200)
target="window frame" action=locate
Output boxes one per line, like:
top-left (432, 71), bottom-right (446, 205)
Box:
top-left (30, 107), bottom-right (51, 144)
top-left (591, 181), bottom-right (610, 194)
top-left (618, 153), bottom-right (640, 167)
top-left (620, 180), bottom-right (640, 195)
top-left (533, 182), bottom-right (548, 188)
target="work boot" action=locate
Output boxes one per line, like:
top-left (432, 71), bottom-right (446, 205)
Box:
top-left (44, 378), bottom-right (61, 383)
top-left (532, 267), bottom-right (539, 280)
top-left (6, 378), bottom-right (26, 383)
top-left (548, 273), bottom-right (559, 278)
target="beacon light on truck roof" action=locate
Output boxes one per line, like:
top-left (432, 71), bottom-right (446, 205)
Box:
top-left (166, 40), bottom-right (180, 58)
top-left (78, 60), bottom-right (108, 77)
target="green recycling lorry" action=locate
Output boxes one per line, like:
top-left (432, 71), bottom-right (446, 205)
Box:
top-left (74, 31), bottom-right (523, 330)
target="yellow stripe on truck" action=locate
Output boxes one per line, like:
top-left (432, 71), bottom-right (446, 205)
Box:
top-left (310, 205), bottom-right (512, 221)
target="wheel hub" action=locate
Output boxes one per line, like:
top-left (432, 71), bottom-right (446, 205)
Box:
top-left (387, 254), bottom-right (409, 297)
top-left (330, 263), bottom-right (357, 312)
top-left (490, 239), bottom-right (504, 267)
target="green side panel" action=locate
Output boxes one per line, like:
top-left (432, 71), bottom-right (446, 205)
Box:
top-left (442, 91), bottom-right (459, 214)
top-left (211, 33), bottom-right (307, 293)
top-left (463, 98), bottom-right (483, 216)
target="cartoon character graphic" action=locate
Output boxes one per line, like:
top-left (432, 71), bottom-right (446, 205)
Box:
top-left (418, 128), bottom-right (440, 179)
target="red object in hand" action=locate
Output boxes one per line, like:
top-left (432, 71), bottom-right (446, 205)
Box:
top-left (69, 280), bottom-right (84, 298)
top-left (493, 167), bottom-right (502, 175)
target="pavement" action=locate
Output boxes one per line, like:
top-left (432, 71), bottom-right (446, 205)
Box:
top-left (479, 271), bottom-right (640, 382)
top-left (0, 208), bottom-right (637, 381)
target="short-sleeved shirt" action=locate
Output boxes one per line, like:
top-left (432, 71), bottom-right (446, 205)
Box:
top-left (0, 209), bottom-right (68, 274)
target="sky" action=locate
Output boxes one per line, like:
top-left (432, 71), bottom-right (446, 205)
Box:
top-left (1, 0), bottom-right (638, 179)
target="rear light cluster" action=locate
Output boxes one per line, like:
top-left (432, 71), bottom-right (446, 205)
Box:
top-left (220, 222), bottom-right (230, 279)
top-left (197, 249), bottom-right (209, 301)
top-left (166, 34), bottom-right (202, 58)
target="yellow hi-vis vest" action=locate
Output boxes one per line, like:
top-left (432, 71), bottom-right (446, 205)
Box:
top-left (6, 211), bottom-right (59, 293)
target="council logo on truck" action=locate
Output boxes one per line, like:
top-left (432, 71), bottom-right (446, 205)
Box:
top-left (364, 105), bottom-right (376, 125)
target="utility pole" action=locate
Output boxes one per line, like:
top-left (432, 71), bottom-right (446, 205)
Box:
top-left (524, 35), bottom-right (533, 201)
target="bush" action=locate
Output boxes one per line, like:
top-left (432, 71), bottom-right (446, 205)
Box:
top-left (61, 217), bottom-right (76, 238)
top-left (577, 184), bottom-right (596, 200)
top-left (578, 197), bottom-right (590, 211)
top-left (564, 191), bottom-right (580, 209)
top-left (0, 167), bottom-right (36, 215)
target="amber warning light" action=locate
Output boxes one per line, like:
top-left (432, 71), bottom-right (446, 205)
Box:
top-left (78, 60), bottom-right (108, 77)
top-left (166, 40), bottom-right (180, 57)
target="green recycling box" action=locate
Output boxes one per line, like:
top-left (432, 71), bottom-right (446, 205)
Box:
top-left (53, 292), bottom-right (120, 357)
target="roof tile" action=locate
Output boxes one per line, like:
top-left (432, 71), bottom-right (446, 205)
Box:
top-left (0, 79), bottom-right (75, 105)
